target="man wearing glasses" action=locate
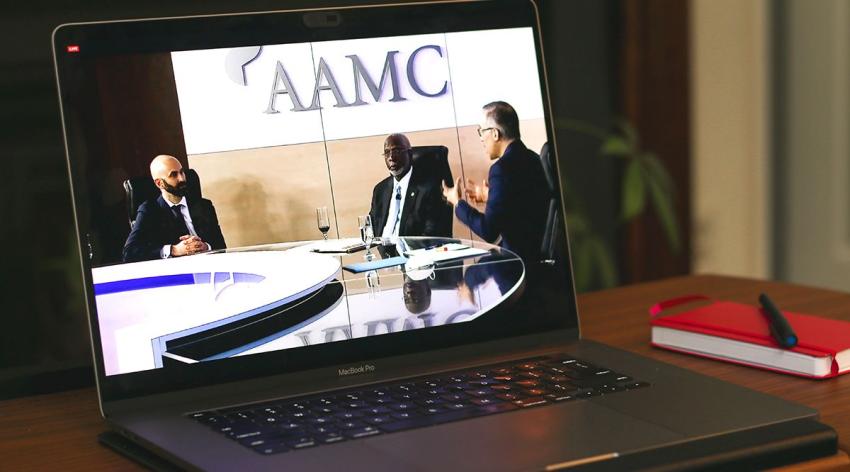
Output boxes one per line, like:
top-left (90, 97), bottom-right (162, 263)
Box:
top-left (369, 133), bottom-right (450, 239)
top-left (442, 101), bottom-right (550, 265)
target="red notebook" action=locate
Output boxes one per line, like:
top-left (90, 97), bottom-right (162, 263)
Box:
top-left (649, 295), bottom-right (850, 379)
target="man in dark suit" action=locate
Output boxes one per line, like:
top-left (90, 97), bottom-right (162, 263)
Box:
top-left (123, 154), bottom-right (226, 262)
top-left (442, 101), bottom-right (550, 264)
top-left (369, 134), bottom-right (450, 238)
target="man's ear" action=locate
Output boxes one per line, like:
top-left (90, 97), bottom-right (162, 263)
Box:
top-left (153, 178), bottom-right (164, 190)
top-left (493, 128), bottom-right (501, 140)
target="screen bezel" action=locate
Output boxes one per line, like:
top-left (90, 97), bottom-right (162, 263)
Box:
top-left (52, 0), bottom-right (581, 403)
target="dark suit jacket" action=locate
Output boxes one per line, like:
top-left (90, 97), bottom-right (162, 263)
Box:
top-left (369, 167), bottom-right (451, 238)
top-left (122, 195), bottom-right (226, 262)
top-left (455, 140), bottom-right (550, 263)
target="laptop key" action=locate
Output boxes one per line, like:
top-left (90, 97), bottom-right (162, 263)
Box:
top-left (513, 398), bottom-right (548, 408)
top-left (363, 415), bottom-right (392, 425)
top-left (286, 437), bottom-right (318, 449)
top-left (379, 408), bottom-right (482, 433)
top-left (478, 402), bottom-right (519, 414)
top-left (391, 411), bottom-right (422, 421)
top-left (338, 421), bottom-right (366, 430)
top-left (390, 402), bottom-right (415, 411)
top-left (422, 406), bottom-right (448, 415)
top-left (470, 398), bottom-right (501, 406)
top-left (495, 393), bottom-right (521, 401)
top-left (316, 432), bottom-right (346, 444)
top-left (440, 393), bottom-right (467, 402)
top-left (444, 403), bottom-right (470, 411)
top-left (239, 437), bottom-right (269, 448)
top-left (345, 426), bottom-right (382, 439)
top-left (365, 406), bottom-right (392, 415)
top-left (254, 442), bottom-right (289, 455)
top-left (335, 411), bottom-right (364, 420)
top-left (545, 393), bottom-right (576, 402)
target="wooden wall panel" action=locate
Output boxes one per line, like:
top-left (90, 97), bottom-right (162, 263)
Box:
top-left (188, 119), bottom-right (547, 248)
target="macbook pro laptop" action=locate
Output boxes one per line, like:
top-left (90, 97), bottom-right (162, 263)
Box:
top-left (53, 1), bottom-right (830, 470)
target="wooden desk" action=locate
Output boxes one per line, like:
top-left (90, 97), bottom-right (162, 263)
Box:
top-left (2, 274), bottom-right (849, 470)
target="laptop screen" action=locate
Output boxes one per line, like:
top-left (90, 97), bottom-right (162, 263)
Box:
top-left (54, 1), bottom-right (577, 395)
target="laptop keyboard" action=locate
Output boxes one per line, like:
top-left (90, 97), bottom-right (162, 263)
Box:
top-left (189, 354), bottom-right (649, 455)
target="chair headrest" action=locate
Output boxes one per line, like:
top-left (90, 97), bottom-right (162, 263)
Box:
top-left (539, 142), bottom-right (556, 191)
top-left (411, 145), bottom-right (453, 187)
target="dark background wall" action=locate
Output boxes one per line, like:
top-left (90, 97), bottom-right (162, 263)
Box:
top-left (0, 0), bottom-right (634, 397)
top-left (82, 53), bottom-right (187, 265)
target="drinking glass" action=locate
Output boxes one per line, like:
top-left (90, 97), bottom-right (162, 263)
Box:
top-left (358, 215), bottom-right (374, 259)
top-left (316, 207), bottom-right (330, 240)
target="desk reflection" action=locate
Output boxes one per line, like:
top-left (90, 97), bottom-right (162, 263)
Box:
top-left (93, 237), bottom-right (524, 375)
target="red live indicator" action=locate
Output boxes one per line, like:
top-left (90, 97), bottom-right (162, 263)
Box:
top-left (66, 45), bottom-right (80, 53)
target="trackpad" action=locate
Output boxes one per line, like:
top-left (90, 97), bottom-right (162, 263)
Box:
top-left (367, 401), bottom-right (683, 471)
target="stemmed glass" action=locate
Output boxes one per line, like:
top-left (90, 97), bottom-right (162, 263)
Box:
top-left (316, 207), bottom-right (330, 241)
top-left (357, 215), bottom-right (374, 260)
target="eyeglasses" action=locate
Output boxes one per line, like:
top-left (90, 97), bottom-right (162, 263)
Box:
top-left (477, 127), bottom-right (496, 137)
top-left (382, 148), bottom-right (410, 158)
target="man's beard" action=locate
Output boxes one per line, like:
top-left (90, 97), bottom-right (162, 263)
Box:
top-left (162, 180), bottom-right (188, 197)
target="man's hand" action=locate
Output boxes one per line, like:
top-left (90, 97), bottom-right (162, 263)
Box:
top-left (465, 178), bottom-right (489, 205)
top-left (442, 177), bottom-right (463, 207)
top-left (171, 235), bottom-right (209, 257)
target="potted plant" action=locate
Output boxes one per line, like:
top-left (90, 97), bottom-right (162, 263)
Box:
top-left (555, 118), bottom-right (681, 292)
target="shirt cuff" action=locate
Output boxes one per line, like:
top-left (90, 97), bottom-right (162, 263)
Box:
top-left (161, 245), bottom-right (171, 259)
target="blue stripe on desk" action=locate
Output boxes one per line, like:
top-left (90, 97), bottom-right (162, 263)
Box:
top-left (94, 272), bottom-right (265, 295)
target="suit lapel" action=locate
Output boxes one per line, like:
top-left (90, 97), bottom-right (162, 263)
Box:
top-left (398, 178), bottom-right (418, 234)
top-left (159, 195), bottom-right (194, 238)
top-left (376, 177), bottom-right (393, 232)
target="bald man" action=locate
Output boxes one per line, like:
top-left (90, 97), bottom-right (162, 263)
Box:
top-left (368, 133), bottom-right (450, 239)
top-left (122, 155), bottom-right (226, 262)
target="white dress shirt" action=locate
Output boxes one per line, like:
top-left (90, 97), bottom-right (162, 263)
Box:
top-left (381, 167), bottom-right (413, 238)
top-left (160, 196), bottom-right (208, 258)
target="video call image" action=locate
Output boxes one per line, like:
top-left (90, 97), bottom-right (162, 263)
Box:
top-left (83, 28), bottom-right (562, 376)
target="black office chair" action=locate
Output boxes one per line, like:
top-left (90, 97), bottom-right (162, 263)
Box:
top-left (123, 168), bottom-right (203, 228)
top-left (410, 145), bottom-right (454, 237)
top-left (538, 142), bottom-right (559, 265)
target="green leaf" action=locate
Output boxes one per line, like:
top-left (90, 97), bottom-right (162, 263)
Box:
top-left (642, 152), bottom-right (674, 194)
top-left (646, 175), bottom-right (681, 253)
top-left (620, 119), bottom-right (639, 149)
top-left (566, 213), bottom-right (588, 236)
top-left (600, 136), bottom-right (632, 157)
top-left (587, 237), bottom-right (618, 289)
top-left (622, 158), bottom-right (646, 221)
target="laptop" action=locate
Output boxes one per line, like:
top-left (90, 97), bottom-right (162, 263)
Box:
top-left (52, 1), bottom-right (829, 470)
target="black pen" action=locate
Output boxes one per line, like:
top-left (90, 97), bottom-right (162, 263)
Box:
top-left (758, 293), bottom-right (798, 349)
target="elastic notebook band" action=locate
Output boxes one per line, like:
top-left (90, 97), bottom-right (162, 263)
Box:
top-left (649, 294), bottom-right (711, 319)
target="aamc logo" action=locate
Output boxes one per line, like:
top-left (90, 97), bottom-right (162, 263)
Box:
top-left (224, 45), bottom-right (449, 113)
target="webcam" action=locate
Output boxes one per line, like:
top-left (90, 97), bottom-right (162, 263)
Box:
top-left (303, 12), bottom-right (342, 28)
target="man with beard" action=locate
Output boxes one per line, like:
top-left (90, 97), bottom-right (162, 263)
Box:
top-left (368, 133), bottom-right (450, 239)
top-left (122, 154), bottom-right (226, 262)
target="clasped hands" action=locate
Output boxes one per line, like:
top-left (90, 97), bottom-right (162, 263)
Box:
top-left (441, 178), bottom-right (489, 207)
top-left (171, 235), bottom-right (209, 257)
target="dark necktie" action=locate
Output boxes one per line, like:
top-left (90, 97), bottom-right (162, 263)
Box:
top-left (171, 204), bottom-right (191, 236)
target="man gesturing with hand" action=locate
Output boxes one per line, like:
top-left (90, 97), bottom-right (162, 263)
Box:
top-left (442, 101), bottom-right (549, 264)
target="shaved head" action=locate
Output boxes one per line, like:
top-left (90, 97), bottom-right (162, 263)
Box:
top-left (150, 154), bottom-right (187, 203)
top-left (150, 154), bottom-right (181, 180)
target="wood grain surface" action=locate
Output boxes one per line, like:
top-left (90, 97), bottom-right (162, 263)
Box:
top-left (2, 274), bottom-right (849, 470)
